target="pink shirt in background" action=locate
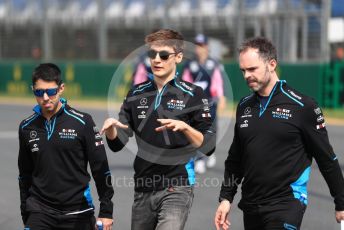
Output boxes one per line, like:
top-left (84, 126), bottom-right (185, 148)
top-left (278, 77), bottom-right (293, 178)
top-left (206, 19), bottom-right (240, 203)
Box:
top-left (182, 67), bottom-right (224, 98)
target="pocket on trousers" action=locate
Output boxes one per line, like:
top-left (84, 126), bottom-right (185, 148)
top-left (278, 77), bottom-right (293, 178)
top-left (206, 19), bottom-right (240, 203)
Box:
top-left (168, 186), bottom-right (193, 195)
top-left (133, 191), bottom-right (144, 202)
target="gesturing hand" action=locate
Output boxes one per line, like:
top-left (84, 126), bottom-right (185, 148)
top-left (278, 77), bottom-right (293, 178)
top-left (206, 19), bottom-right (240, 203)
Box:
top-left (155, 119), bottom-right (188, 132)
top-left (100, 118), bottom-right (128, 140)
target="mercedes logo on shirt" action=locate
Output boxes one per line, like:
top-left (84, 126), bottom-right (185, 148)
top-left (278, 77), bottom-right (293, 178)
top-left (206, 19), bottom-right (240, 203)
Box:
top-left (30, 130), bottom-right (37, 139)
top-left (244, 107), bottom-right (251, 115)
top-left (140, 98), bottom-right (148, 106)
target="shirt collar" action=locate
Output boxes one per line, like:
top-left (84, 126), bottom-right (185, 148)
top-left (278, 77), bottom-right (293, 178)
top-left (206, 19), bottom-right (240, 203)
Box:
top-left (33, 98), bottom-right (67, 117)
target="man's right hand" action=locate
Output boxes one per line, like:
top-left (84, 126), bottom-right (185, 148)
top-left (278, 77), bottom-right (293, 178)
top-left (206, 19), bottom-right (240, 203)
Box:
top-left (100, 118), bottom-right (128, 140)
top-left (215, 200), bottom-right (231, 230)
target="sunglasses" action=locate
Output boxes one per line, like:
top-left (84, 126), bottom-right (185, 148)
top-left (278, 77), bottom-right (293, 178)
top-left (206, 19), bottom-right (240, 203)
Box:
top-left (147, 50), bottom-right (177, 60)
top-left (33, 87), bottom-right (59, 97)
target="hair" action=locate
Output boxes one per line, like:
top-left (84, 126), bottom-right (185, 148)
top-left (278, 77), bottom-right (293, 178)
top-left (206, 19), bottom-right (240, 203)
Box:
top-left (145, 29), bottom-right (184, 53)
top-left (239, 37), bottom-right (277, 62)
top-left (32, 63), bottom-right (62, 86)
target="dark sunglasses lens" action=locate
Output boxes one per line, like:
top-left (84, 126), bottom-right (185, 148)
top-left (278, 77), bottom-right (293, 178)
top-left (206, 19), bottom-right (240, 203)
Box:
top-left (33, 89), bottom-right (44, 97)
top-left (147, 50), bottom-right (157, 59)
top-left (33, 88), bottom-right (58, 97)
top-left (159, 51), bottom-right (170, 60)
top-left (46, 88), bottom-right (58, 96)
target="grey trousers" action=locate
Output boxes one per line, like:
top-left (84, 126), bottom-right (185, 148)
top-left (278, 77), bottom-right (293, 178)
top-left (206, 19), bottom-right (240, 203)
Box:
top-left (131, 186), bottom-right (194, 230)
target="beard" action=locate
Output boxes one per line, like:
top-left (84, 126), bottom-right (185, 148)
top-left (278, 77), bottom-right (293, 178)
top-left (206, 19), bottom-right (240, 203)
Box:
top-left (247, 66), bottom-right (271, 93)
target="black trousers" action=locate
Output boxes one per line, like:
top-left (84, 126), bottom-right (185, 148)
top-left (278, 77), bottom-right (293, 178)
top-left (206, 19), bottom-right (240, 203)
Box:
top-left (243, 199), bottom-right (306, 230)
top-left (25, 212), bottom-right (96, 230)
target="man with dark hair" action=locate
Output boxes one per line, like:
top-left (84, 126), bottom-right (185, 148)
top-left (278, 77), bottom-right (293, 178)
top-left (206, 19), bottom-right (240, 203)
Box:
top-left (214, 37), bottom-right (344, 230)
top-left (182, 33), bottom-right (227, 174)
top-left (18, 63), bottom-right (114, 230)
top-left (101, 29), bottom-right (216, 230)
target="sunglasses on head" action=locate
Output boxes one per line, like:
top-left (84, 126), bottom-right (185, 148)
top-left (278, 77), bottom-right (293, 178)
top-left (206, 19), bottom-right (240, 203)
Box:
top-left (147, 50), bottom-right (177, 60)
top-left (33, 87), bottom-right (59, 97)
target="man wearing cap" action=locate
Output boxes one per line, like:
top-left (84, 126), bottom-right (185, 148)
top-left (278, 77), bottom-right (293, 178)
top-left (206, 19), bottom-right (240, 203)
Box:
top-left (181, 34), bottom-right (227, 174)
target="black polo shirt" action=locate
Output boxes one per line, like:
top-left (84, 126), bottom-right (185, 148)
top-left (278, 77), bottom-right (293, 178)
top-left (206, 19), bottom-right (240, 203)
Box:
top-left (220, 80), bottom-right (344, 211)
top-left (107, 77), bottom-right (216, 192)
top-left (18, 99), bottom-right (114, 221)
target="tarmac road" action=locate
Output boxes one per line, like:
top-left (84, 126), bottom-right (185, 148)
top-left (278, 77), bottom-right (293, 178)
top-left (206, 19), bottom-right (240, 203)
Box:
top-left (0, 103), bottom-right (343, 229)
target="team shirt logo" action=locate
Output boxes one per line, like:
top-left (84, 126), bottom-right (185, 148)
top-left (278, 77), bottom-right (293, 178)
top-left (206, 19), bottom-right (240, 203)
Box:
top-left (138, 111), bottom-right (147, 119)
top-left (59, 128), bottom-right (77, 139)
top-left (287, 90), bottom-right (302, 100)
top-left (316, 123), bottom-right (326, 130)
top-left (30, 131), bottom-right (37, 139)
top-left (314, 107), bottom-right (322, 115)
top-left (272, 108), bottom-right (292, 120)
top-left (137, 98), bottom-right (149, 109)
top-left (29, 130), bottom-right (40, 143)
top-left (317, 115), bottom-right (324, 123)
top-left (69, 109), bottom-right (84, 117)
top-left (241, 107), bottom-right (253, 118)
top-left (167, 99), bottom-right (186, 110)
top-left (140, 98), bottom-right (147, 106)
top-left (31, 143), bottom-right (39, 152)
top-left (202, 113), bottom-right (211, 118)
top-left (95, 140), bottom-right (104, 146)
top-left (179, 82), bottom-right (193, 91)
top-left (240, 120), bottom-right (249, 128)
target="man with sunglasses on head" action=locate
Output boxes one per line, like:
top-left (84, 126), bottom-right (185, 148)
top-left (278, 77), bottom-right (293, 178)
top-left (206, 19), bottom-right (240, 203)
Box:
top-left (181, 34), bottom-right (226, 174)
top-left (18, 63), bottom-right (114, 230)
top-left (101, 29), bottom-right (216, 230)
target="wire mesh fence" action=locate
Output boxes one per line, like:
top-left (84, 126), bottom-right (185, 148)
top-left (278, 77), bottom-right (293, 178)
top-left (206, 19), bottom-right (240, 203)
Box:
top-left (0, 0), bottom-right (332, 62)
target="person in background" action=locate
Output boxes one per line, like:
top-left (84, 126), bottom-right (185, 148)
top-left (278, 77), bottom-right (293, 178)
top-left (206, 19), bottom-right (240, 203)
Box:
top-left (131, 50), bottom-right (153, 86)
top-left (181, 33), bottom-right (226, 174)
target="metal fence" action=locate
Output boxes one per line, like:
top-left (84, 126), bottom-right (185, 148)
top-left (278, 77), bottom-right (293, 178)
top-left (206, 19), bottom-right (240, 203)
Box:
top-left (0, 0), bottom-right (331, 62)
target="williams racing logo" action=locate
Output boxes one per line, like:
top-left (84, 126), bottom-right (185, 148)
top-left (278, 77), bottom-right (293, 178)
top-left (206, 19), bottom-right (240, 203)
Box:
top-left (59, 128), bottom-right (77, 139)
top-left (272, 108), bottom-right (292, 120)
top-left (167, 99), bottom-right (186, 111)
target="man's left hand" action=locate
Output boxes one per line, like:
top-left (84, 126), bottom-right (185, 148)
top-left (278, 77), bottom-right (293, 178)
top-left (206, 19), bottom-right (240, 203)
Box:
top-left (335, 211), bottom-right (344, 223)
top-left (96, 218), bottom-right (113, 230)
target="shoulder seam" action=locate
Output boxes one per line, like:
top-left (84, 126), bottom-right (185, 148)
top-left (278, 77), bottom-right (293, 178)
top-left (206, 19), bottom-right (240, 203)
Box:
top-left (174, 80), bottom-right (194, 96)
top-left (133, 81), bottom-right (152, 95)
top-left (280, 82), bottom-right (304, 107)
top-left (64, 108), bottom-right (86, 125)
top-left (21, 114), bottom-right (39, 129)
top-left (239, 94), bottom-right (254, 107)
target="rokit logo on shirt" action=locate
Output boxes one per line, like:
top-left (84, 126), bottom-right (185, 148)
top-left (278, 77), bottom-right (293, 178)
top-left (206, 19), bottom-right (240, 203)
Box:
top-left (272, 108), bottom-right (292, 120)
top-left (59, 129), bottom-right (77, 139)
top-left (167, 99), bottom-right (186, 110)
